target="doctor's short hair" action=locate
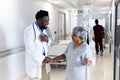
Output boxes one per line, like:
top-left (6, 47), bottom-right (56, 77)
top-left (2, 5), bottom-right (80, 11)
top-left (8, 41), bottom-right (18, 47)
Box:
top-left (35, 10), bottom-right (49, 20)
top-left (72, 26), bottom-right (87, 39)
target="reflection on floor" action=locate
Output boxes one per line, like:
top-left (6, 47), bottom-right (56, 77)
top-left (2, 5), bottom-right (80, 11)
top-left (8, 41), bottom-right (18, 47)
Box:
top-left (0, 40), bottom-right (113, 80)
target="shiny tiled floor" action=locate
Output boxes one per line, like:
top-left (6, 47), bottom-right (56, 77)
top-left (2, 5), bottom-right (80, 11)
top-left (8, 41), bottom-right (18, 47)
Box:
top-left (0, 40), bottom-right (113, 80)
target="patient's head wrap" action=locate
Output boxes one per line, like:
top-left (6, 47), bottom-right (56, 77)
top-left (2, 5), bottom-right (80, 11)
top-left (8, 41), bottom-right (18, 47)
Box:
top-left (73, 26), bottom-right (87, 39)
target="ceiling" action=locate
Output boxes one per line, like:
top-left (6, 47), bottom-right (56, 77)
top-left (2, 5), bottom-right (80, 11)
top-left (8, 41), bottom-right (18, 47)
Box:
top-left (45, 0), bottom-right (113, 14)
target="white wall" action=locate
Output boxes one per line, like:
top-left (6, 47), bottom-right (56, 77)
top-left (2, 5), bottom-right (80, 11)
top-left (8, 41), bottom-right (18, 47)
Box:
top-left (0, 0), bottom-right (70, 51)
top-left (69, 10), bottom-right (78, 33)
top-left (0, 0), bottom-right (20, 51)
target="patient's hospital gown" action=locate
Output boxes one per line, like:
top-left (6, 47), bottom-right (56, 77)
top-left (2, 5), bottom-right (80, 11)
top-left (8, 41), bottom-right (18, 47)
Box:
top-left (64, 42), bottom-right (92, 80)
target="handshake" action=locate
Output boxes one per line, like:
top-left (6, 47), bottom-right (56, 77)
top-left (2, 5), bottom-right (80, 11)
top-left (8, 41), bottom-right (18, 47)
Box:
top-left (43, 57), bottom-right (54, 63)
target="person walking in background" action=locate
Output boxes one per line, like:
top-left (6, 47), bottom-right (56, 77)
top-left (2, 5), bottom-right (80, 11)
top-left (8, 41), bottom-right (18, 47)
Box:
top-left (51, 26), bottom-right (92, 80)
top-left (93, 19), bottom-right (104, 56)
top-left (24, 10), bottom-right (53, 80)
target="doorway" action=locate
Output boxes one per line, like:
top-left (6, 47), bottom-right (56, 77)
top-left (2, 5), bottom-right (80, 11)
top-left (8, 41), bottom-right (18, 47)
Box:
top-left (57, 12), bottom-right (66, 41)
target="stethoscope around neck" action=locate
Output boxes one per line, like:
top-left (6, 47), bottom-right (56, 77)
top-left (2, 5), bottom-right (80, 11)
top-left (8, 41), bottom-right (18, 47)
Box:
top-left (33, 23), bottom-right (36, 41)
top-left (32, 23), bottom-right (44, 41)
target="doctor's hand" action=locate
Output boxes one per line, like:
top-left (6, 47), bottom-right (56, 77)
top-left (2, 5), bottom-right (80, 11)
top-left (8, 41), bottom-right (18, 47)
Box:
top-left (38, 34), bottom-right (48, 42)
top-left (43, 57), bottom-right (52, 63)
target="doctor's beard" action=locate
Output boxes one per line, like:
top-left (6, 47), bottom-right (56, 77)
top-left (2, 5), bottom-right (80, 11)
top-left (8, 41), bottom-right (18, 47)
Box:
top-left (42, 26), bottom-right (47, 29)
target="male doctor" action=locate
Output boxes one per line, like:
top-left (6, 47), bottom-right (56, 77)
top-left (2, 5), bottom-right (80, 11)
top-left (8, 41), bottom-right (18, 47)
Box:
top-left (24, 10), bottom-right (53, 80)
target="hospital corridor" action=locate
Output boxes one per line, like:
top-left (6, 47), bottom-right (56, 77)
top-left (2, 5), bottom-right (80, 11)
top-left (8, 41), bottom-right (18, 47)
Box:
top-left (0, 0), bottom-right (120, 80)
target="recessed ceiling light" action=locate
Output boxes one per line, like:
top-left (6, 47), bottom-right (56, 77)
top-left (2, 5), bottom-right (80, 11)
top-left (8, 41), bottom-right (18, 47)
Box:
top-left (46, 0), bottom-right (60, 4)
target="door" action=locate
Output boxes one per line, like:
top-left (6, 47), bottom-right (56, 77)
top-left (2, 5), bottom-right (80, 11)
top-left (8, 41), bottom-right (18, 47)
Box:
top-left (58, 12), bottom-right (66, 40)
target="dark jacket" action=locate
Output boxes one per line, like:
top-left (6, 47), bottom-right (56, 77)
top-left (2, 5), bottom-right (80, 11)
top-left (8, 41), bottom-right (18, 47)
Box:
top-left (93, 24), bottom-right (104, 39)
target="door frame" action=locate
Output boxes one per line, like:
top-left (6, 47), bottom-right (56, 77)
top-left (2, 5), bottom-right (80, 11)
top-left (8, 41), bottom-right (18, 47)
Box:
top-left (57, 12), bottom-right (66, 41)
top-left (114, 0), bottom-right (120, 80)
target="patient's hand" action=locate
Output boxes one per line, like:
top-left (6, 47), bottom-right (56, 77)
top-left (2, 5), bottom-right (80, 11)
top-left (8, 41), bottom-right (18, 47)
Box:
top-left (84, 57), bottom-right (92, 65)
top-left (43, 57), bottom-right (52, 63)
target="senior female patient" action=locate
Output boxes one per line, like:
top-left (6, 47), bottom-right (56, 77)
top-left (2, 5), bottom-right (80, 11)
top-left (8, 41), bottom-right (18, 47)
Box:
top-left (52, 26), bottom-right (92, 80)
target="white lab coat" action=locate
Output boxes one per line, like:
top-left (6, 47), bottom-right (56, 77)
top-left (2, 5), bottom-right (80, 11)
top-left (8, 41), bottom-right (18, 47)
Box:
top-left (64, 42), bottom-right (92, 80)
top-left (24, 22), bottom-right (53, 78)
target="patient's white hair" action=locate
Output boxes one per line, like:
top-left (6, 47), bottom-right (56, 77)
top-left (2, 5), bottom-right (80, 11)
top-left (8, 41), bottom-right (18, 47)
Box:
top-left (73, 26), bottom-right (87, 39)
